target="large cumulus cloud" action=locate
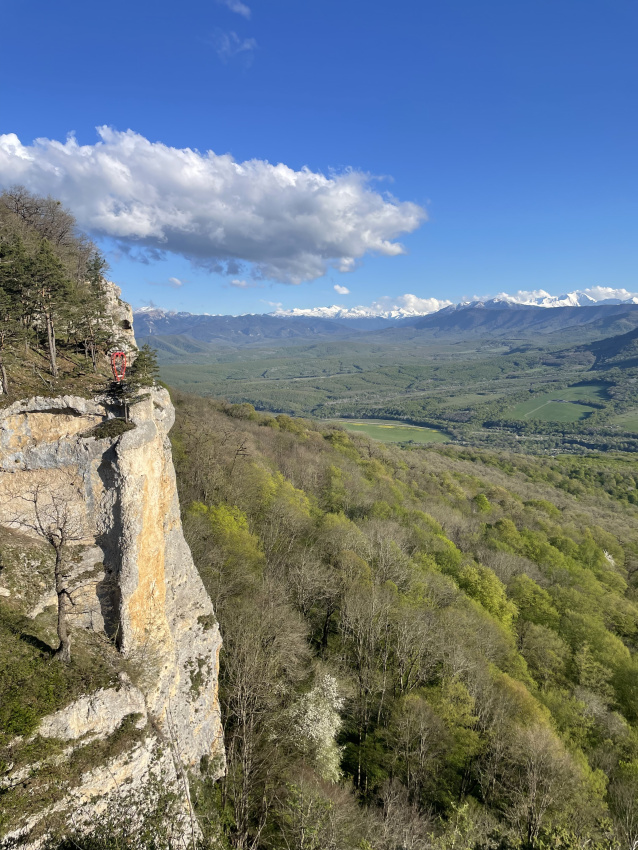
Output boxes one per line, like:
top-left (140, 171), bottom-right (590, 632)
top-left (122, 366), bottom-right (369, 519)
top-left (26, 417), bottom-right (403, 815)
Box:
top-left (0, 127), bottom-right (426, 284)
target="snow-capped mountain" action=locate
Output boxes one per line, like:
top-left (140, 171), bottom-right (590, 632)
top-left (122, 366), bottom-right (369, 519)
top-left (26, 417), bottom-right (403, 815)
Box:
top-left (134, 288), bottom-right (638, 327)
top-left (271, 288), bottom-right (638, 320)
top-left (487, 289), bottom-right (636, 308)
top-left (271, 301), bottom-right (451, 321)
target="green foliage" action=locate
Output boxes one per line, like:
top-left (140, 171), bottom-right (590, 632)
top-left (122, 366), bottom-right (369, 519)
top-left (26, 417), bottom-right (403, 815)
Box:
top-left (0, 187), bottom-right (116, 399)
top-left (520, 624), bottom-right (571, 689)
top-left (184, 502), bottom-right (265, 612)
top-left (191, 502), bottom-right (264, 570)
top-left (509, 574), bottom-right (560, 629)
top-left (169, 390), bottom-right (638, 850)
top-left (455, 562), bottom-right (517, 628)
top-left (473, 493), bottom-right (492, 512)
top-left (0, 601), bottom-right (117, 752)
top-left (129, 342), bottom-right (161, 388)
top-left (81, 418), bottom-right (135, 439)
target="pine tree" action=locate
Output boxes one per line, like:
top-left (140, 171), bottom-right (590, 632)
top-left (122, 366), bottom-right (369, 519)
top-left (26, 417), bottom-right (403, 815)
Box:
top-left (0, 234), bottom-right (34, 358)
top-left (29, 239), bottom-right (71, 378)
top-left (129, 343), bottom-right (161, 388)
top-left (0, 286), bottom-right (17, 394)
top-left (71, 252), bottom-right (113, 371)
top-left (0, 236), bottom-right (28, 393)
top-left (112, 344), bottom-right (160, 422)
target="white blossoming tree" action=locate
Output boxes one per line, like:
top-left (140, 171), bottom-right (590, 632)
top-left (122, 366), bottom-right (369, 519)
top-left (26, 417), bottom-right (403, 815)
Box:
top-left (288, 674), bottom-right (344, 782)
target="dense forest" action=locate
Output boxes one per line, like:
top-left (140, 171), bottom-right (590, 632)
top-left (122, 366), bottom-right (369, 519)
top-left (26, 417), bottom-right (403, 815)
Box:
top-left (0, 186), bottom-right (121, 399)
top-left (171, 391), bottom-right (638, 850)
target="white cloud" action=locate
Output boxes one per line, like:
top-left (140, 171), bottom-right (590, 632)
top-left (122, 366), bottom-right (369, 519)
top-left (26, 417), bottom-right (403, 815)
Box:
top-left (274, 293), bottom-right (453, 319)
top-left (213, 29), bottom-right (257, 62)
top-left (371, 294), bottom-right (454, 315)
top-left (578, 286), bottom-right (638, 302)
top-left (229, 278), bottom-right (261, 289)
top-left (333, 284), bottom-right (350, 295)
top-left (150, 276), bottom-right (185, 288)
top-left (219, 0), bottom-right (251, 18)
top-left (0, 128), bottom-right (425, 284)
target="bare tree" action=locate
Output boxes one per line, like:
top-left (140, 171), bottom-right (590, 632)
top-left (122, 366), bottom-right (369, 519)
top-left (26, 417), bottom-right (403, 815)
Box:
top-left (609, 764), bottom-right (638, 850)
top-left (500, 725), bottom-right (581, 849)
top-left (220, 583), bottom-right (308, 850)
top-left (2, 470), bottom-right (86, 661)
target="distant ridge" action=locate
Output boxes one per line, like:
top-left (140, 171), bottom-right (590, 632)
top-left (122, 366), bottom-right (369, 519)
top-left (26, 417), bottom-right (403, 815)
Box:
top-left (406, 302), bottom-right (638, 338)
top-left (271, 289), bottom-right (638, 321)
top-left (134, 309), bottom-right (358, 347)
top-left (581, 325), bottom-right (638, 369)
top-left (135, 287), bottom-right (638, 340)
top-left (135, 300), bottom-right (638, 354)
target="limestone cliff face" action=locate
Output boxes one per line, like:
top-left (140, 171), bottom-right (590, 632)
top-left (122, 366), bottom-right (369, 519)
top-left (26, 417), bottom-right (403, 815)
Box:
top-left (0, 384), bottom-right (223, 843)
top-left (103, 279), bottom-right (137, 352)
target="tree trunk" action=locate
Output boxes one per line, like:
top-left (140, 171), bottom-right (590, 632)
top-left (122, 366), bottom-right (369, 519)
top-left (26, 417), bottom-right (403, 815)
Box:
top-left (0, 358), bottom-right (9, 396)
top-left (54, 590), bottom-right (72, 662)
top-left (53, 547), bottom-right (71, 662)
top-left (46, 312), bottom-right (58, 379)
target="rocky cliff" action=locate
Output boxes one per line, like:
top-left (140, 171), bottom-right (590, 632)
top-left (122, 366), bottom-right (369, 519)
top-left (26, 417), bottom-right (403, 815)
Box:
top-left (0, 299), bottom-right (223, 846)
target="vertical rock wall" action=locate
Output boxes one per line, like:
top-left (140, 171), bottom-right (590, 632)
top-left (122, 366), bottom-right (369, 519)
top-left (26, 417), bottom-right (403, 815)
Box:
top-left (106, 389), bottom-right (224, 768)
top-left (0, 388), bottom-right (224, 844)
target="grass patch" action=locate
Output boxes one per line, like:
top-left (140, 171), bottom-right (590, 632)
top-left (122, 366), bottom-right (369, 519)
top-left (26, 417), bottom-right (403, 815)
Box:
top-left (0, 348), bottom-right (114, 410)
top-left (0, 713), bottom-right (148, 837)
top-left (0, 601), bottom-right (120, 749)
top-left (327, 419), bottom-right (450, 444)
top-left (0, 527), bottom-right (54, 611)
top-left (510, 400), bottom-right (597, 422)
top-left (612, 409), bottom-right (638, 433)
top-left (81, 418), bottom-right (135, 440)
top-left (507, 382), bottom-right (608, 422)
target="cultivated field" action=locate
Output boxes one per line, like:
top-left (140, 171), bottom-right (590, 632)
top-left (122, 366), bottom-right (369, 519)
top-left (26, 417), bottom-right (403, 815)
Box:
top-left (507, 383), bottom-right (608, 422)
top-left (611, 410), bottom-right (638, 433)
top-left (327, 419), bottom-right (450, 443)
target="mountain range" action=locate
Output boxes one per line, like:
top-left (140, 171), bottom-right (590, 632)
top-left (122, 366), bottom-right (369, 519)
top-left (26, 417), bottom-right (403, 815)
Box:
top-left (134, 290), bottom-right (638, 355)
top-left (272, 289), bottom-right (638, 321)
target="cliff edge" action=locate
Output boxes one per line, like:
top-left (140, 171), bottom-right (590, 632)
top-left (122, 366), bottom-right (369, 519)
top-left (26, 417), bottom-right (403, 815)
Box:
top-left (0, 299), bottom-right (223, 846)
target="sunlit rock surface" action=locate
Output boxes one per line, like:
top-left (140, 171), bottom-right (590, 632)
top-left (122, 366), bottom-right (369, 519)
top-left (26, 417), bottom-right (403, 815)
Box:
top-left (0, 384), bottom-right (223, 845)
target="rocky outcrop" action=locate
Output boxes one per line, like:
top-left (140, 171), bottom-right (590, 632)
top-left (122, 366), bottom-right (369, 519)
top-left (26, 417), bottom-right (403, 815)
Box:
top-left (0, 385), bottom-right (223, 844)
top-left (102, 280), bottom-right (136, 352)
top-left (37, 678), bottom-right (147, 741)
top-left (2, 676), bottom-right (191, 848)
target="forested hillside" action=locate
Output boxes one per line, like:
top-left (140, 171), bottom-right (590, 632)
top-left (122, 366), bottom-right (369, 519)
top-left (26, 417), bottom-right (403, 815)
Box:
top-left (172, 391), bottom-right (638, 850)
top-left (0, 186), bottom-right (126, 401)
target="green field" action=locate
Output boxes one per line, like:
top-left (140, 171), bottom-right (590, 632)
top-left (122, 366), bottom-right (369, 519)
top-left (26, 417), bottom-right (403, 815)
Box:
top-left (327, 419), bottom-right (450, 443)
top-left (612, 410), bottom-right (638, 433)
top-left (158, 336), bottom-right (638, 453)
top-left (507, 383), bottom-right (608, 422)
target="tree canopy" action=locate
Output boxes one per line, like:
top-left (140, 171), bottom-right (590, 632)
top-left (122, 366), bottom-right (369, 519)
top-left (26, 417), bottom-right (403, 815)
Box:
top-left (173, 390), bottom-right (638, 850)
top-left (0, 186), bottom-right (119, 396)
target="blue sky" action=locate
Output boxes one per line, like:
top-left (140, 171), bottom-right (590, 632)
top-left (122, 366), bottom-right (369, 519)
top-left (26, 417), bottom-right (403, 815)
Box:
top-left (1, 0), bottom-right (636, 314)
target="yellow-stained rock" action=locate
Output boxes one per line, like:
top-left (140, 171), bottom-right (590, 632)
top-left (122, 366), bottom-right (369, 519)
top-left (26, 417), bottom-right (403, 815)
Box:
top-left (0, 384), bottom-right (224, 846)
